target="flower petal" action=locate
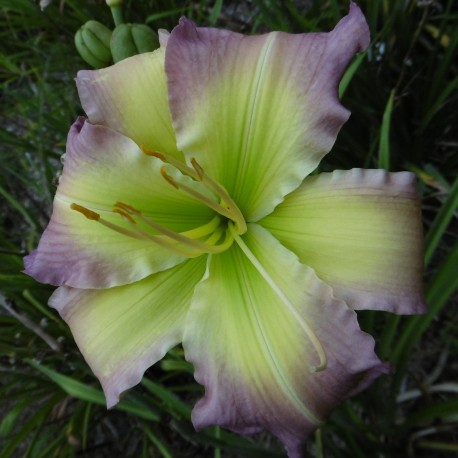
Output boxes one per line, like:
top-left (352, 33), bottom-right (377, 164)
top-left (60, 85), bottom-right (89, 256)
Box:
top-left (261, 169), bottom-right (426, 314)
top-left (183, 224), bottom-right (388, 457)
top-left (24, 118), bottom-right (213, 288)
top-left (77, 47), bottom-right (181, 158)
top-left (49, 256), bottom-right (206, 407)
top-left (165, 4), bottom-right (369, 221)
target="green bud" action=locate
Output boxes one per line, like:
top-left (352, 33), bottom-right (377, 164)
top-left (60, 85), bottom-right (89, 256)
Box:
top-left (110, 23), bottom-right (159, 63)
top-left (75, 20), bottom-right (113, 69)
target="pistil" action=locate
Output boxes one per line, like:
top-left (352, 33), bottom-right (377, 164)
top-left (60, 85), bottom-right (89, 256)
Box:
top-left (228, 222), bottom-right (327, 374)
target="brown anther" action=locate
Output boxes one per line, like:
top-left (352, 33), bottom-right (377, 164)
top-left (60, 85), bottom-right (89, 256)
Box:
top-left (112, 208), bottom-right (136, 224)
top-left (160, 166), bottom-right (179, 189)
top-left (114, 201), bottom-right (141, 215)
top-left (70, 203), bottom-right (100, 221)
top-left (190, 158), bottom-right (204, 180)
top-left (140, 146), bottom-right (166, 161)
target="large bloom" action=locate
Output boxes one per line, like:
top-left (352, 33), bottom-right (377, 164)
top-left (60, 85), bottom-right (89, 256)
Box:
top-left (24, 4), bottom-right (425, 457)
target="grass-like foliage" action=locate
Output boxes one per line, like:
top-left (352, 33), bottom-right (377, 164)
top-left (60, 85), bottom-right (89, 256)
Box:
top-left (1, 0), bottom-right (457, 456)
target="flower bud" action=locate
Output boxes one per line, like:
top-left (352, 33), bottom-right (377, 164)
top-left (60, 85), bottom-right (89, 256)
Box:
top-left (110, 24), bottom-right (159, 63)
top-left (75, 20), bottom-right (113, 69)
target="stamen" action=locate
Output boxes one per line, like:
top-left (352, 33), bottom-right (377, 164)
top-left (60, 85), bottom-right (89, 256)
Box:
top-left (112, 208), bottom-right (136, 224)
top-left (114, 202), bottom-right (234, 254)
top-left (190, 157), bottom-right (204, 180)
top-left (206, 228), bottom-right (234, 252)
top-left (71, 203), bottom-right (100, 221)
top-left (141, 148), bottom-right (167, 162)
top-left (228, 222), bottom-right (327, 374)
top-left (112, 202), bottom-right (137, 214)
top-left (204, 226), bottom-right (224, 246)
top-left (141, 147), bottom-right (197, 179)
top-left (181, 216), bottom-right (221, 239)
top-left (160, 167), bottom-right (179, 189)
top-left (190, 158), bottom-right (246, 235)
top-left (74, 147), bottom-right (247, 258)
top-left (159, 168), bottom-right (235, 221)
top-left (141, 147), bottom-right (247, 235)
top-left (71, 203), bottom-right (147, 241)
top-left (71, 203), bottom-right (205, 257)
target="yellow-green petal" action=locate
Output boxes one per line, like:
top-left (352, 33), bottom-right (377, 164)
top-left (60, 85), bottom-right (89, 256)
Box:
top-left (261, 169), bottom-right (426, 314)
top-left (49, 257), bottom-right (206, 407)
top-left (183, 224), bottom-right (387, 457)
top-left (77, 47), bottom-right (181, 158)
top-left (165, 5), bottom-right (369, 221)
top-left (24, 118), bottom-right (213, 288)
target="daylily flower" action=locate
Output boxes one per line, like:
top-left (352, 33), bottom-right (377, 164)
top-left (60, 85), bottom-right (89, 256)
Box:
top-left (24, 4), bottom-right (425, 457)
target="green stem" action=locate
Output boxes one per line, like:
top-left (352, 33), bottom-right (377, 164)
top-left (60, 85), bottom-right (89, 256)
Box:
top-left (314, 429), bottom-right (324, 458)
top-left (110, 5), bottom-right (124, 26)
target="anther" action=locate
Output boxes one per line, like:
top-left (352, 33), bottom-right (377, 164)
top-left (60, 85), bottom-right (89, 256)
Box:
top-left (141, 147), bottom-right (199, 180)
top-left (160, 167), bottom-right (179, 189)
top-left (114, 202), bottom-right (141, 215)
top-left (140, 147), bottom-right (247, 235)
top-left (112, 208), bottom-right (136, 224)
top-left (71, 203), bottom-right (152, 241)
top-left (140, 146), bottom-right (166, 162)
top-left (70, 203), bottom-right (100, 221)
top-left (190, 158), bottom-right (204, 180)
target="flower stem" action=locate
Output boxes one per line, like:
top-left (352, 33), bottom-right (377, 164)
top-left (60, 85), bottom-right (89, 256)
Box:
top-left (110, 5), bottom-right (124, 26)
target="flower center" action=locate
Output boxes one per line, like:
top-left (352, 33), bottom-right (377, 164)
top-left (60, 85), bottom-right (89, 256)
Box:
top-left (70, 148), bottom-right (247, 259)
top-left (143, 148), bottom-right (247, 235)
top-left (70, 150), bottom-right (327, 375)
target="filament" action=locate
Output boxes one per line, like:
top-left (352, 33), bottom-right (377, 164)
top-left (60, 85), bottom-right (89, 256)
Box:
top-left (71, 148), bottom-right (248, 260)
top-left (114, 202), bottom-right (234, 254)
top-left (141, 147), bottom-right (247, 234)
